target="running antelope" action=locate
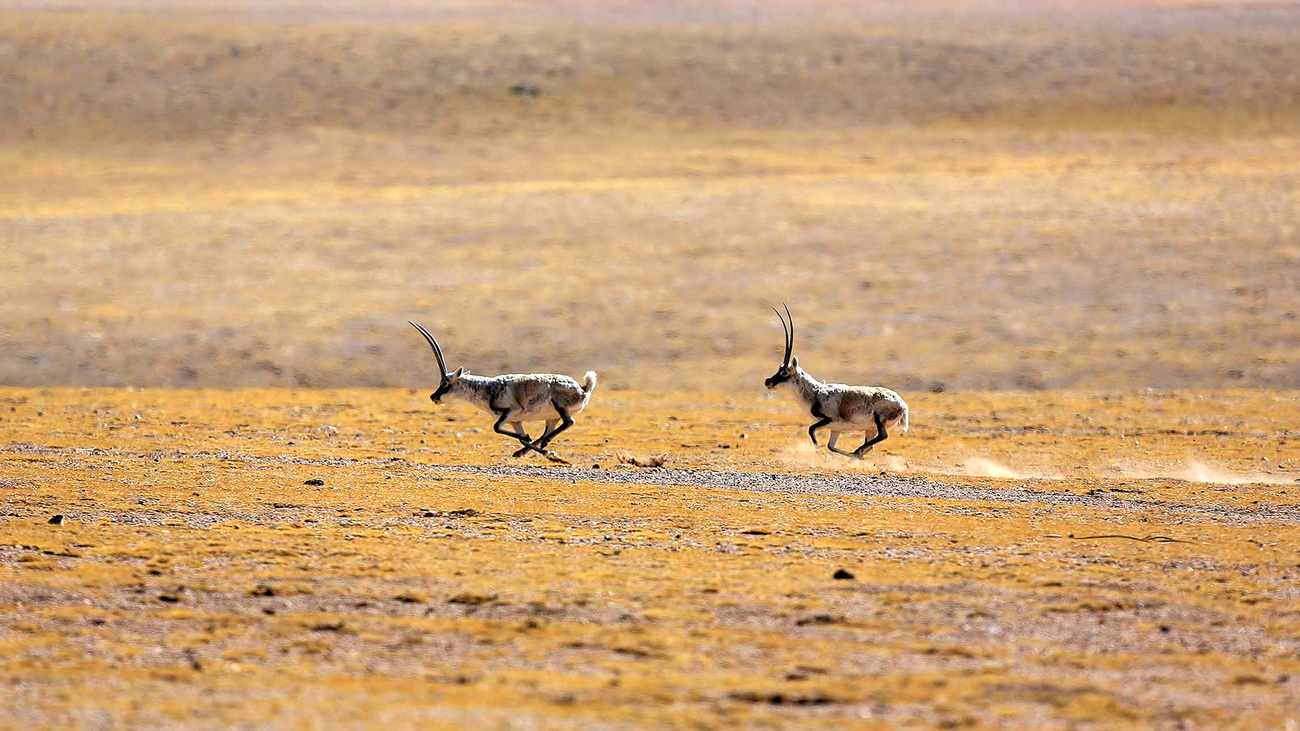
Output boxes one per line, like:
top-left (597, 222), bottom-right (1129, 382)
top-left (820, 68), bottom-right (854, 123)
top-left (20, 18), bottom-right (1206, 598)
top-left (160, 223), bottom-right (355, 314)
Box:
top-left (409, 322), bottom-right (596, 462)
top-left (764, 305), bottom-right (909, 458)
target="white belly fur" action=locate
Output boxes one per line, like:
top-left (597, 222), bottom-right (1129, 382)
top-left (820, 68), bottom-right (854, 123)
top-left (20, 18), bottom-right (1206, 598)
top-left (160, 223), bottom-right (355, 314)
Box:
top-left (841, 412), bottom-right (904, 429)
top-left (476, 402), bottom-right (563, 421)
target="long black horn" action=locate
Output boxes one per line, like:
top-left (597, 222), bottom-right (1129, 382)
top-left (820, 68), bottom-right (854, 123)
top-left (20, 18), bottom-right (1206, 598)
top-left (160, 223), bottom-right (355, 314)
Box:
top-left (783, 302), bottom-right (793, 365)
top-left (409, 321), bottom-right (448, 377)
top-left (772, 306), bottom-right (791, 366)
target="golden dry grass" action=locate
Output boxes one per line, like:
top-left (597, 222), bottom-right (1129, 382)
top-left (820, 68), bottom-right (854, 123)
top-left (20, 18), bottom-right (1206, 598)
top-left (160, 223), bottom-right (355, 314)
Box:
top-left (4, 0), bottom-right (1300, 728)
top-left (2, 388), bottom-right (1299, 729)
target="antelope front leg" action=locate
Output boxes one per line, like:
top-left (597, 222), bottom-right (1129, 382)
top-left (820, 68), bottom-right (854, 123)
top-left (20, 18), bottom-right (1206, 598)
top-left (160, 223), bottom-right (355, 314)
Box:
top-left (492, 408), bottom-right (548, 457)
top-left (826, 430), bottom-right (860, 458)
top-left (807, 403), bottom-right (833, 446)
top-left (511, 420), bottom-right (563, 459)
top-left (509, 421), bottom-right (536, 458)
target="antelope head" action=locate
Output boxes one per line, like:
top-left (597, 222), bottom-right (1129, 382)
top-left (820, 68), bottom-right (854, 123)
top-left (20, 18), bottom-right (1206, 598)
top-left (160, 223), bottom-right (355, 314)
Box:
top-left (765, 304), bottom-right (799, 389)
top-left (410, 321), bottom-right (466, 404)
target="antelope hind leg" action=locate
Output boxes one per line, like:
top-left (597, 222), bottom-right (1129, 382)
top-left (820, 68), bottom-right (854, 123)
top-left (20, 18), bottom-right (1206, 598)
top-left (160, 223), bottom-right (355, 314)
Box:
top-left (853, 414), bottom-right (889, 457)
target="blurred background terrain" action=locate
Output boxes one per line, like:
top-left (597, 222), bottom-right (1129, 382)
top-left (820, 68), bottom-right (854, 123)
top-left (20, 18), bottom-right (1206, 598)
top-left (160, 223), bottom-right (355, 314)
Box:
top-left (3, 0), bottom-right (1299, 391)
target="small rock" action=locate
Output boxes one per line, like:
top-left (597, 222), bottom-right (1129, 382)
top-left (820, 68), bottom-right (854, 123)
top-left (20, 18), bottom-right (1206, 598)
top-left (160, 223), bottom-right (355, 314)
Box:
top-left (422, 511), bottom-right (438, 517)
top-left (158, 593), bottom-right (182, 603)
top-left (510, 83), bottom-right (541, 97)
top-left (448, 508), bottom-right (479, 517)
top-left (250, 584), bottom-right (275, 597)
top-left (48, 514), bottom-right (64, 525)
top-left (795, 614), bottom-right (841, 626)
top-left (448, 592), bottom-right (497, 606)
top-left (592, 464), bottom-right (600, 470)
top-left (303, 478), bottom-right (325, 486)
top-left (832, 568), bottom-right (855, 580)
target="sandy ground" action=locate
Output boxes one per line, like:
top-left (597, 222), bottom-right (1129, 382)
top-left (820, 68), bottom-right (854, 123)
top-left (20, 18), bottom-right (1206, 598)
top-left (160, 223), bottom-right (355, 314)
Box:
top-left (2, 388), bottom-right (1298, 729)
top-left (4, 0), bottom-right (1300, 727)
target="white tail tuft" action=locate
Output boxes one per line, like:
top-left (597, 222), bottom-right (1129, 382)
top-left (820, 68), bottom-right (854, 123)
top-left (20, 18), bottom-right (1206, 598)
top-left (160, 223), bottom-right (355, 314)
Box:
top-left (900, 404), bottom-right (910, 433)
top-left (581, 371), bottom-right (597, 393)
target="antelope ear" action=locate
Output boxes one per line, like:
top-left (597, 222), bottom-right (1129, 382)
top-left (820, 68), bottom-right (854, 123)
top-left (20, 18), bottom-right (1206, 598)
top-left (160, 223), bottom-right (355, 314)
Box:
top-left (449, 366), bottom-right (465, 381)
top-left (790, 356), bottom-right (799, 369)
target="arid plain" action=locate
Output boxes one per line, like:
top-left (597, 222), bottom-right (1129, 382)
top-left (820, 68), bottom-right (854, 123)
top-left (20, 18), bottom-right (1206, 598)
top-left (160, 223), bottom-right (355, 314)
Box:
top-left (3, 1), bottom-right (1300, 729)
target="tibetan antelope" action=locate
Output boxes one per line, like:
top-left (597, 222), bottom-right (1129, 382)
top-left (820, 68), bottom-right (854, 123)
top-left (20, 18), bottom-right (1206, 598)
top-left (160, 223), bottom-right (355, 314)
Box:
top-left (409, 322), bottom-right (596, 462)
top-left (764, 305), bottom-right (909, 459)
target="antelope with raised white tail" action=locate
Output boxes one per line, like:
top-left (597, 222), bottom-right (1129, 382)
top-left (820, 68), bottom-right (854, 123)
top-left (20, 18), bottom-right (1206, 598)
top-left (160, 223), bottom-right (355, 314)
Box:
top-left (409, 322), bottom-right (596, 463)
top-left (764, 305), bottom-right (909, 459)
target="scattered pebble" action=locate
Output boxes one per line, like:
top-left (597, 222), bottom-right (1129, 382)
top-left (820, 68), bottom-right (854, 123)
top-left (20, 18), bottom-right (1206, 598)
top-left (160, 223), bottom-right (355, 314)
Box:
top-left (48, 514), bottom-right (64, 525)
top-left (448, 593), bottom-right (498, 606)
top-left (303, 478), bottom-right (325, 486)
top-left (832, 568), bottom-right (855, 580)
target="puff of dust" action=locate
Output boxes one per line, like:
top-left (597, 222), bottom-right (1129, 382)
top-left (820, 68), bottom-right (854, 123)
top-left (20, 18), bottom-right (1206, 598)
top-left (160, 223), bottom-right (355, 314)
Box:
top-left (955, 457), bottom-right (1025, 479)
top-left (776, 443), bottom-right (1062, 480)
top-left (1121, 461), bottom-right (1292, 486)
top-left (777, 441), bottom-right (906, 472)
top-left (925, 456), bottom-right (1061, 480)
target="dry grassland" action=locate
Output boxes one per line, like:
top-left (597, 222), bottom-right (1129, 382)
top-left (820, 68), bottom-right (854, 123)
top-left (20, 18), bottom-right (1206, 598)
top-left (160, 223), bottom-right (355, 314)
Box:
top-left (3, 0), bottom-right (1300, 390)
top-left (3, 0), bottom-right (1300, 728)
top-left (2, 388), bottom-right (1299, 730)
